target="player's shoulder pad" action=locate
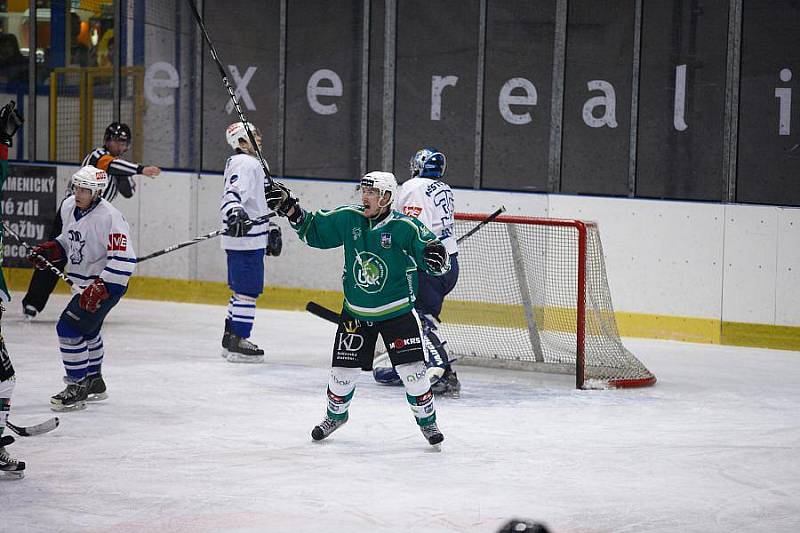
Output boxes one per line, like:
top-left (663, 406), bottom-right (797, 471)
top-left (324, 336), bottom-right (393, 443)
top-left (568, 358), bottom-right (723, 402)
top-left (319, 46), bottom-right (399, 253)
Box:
top-left (315, 204), bottom-right (364, 217)
top-left (392, 210), bottom-right (436, 241)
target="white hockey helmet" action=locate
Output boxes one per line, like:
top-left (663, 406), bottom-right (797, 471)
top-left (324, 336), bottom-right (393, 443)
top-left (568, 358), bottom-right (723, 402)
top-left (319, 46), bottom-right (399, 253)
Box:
top-left (71, 165), bottom-right (109, 195)
top-left (225, 121), bottom-right (261, 152)
top-left (358, 171), bottom-right (397, 207)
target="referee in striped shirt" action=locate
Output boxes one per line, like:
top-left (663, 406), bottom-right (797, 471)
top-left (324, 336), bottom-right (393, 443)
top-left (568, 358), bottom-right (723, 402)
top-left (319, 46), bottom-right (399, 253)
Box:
top-left (21, 122), bottom-right (161, 319)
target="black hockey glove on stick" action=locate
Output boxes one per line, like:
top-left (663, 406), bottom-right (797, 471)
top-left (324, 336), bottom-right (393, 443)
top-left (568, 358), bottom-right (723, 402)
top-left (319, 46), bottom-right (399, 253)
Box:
top-left (265, 182), bottom-right (302, 221)
top-left (423, 241), bottom-right (448, 273)
top-left (225, 207), bottom-right (252, 237)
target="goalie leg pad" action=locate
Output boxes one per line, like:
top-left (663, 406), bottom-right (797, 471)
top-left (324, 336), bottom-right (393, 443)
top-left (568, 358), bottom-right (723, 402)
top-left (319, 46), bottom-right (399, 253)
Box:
top-left (373, 366), bottom-right (402, 385)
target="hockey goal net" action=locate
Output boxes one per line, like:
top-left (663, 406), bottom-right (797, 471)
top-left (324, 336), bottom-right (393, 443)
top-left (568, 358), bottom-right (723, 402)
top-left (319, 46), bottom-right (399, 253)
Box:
top-left (438, 212), bottom-right (656, 389)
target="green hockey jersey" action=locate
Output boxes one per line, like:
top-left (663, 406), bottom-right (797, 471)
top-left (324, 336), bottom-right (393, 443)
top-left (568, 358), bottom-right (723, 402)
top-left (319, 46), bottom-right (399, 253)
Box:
top-left (291, 205), bottom-right (447, 321)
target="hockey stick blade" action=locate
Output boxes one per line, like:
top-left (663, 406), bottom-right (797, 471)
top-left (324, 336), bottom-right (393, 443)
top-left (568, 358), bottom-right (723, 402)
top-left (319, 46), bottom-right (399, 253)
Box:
top-left (6, 417), bottom-right (60, 437)
top-left (305, 301), bottom-right (340, 324)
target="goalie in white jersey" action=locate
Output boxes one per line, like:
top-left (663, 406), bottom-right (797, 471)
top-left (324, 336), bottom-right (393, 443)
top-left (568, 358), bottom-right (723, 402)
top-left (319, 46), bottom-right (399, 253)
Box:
top-left (373, 147), bottom-right (461, 397)
top-left (27, 166), bottom-right (136, 411)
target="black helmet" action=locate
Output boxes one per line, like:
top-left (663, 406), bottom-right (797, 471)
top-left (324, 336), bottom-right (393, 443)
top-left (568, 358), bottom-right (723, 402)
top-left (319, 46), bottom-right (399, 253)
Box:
top-left (104, 122), bottom-right (132, 144)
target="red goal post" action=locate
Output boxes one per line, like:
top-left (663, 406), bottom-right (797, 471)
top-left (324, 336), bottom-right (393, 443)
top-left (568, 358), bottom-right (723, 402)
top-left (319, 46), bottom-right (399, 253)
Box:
top-left (438, 212), bottom-right (656, 389)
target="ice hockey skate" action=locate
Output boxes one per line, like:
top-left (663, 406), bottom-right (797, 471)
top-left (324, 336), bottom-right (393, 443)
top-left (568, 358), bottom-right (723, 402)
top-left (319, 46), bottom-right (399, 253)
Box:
top-left (22, 304), bottom-right (37, 321)
top-left (225, 334), bottom-right (265, 363)
top-left (84, 374), bottom-right (108, 402)
top-left (420, 421), bottom-right (444, 447)
top-left (220, 320), bottom-right (232, 359)
top-left (431, 368), bottom-right (461, 398)
top-left (0, 435), bottom-right (26, 479)
top-left (311, 413), bottom-right (348, 441)
top-left (50, 380), bottom-right (88, 411)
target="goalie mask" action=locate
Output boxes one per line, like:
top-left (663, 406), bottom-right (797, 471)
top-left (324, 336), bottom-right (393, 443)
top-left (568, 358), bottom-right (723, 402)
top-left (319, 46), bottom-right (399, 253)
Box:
top-left (71, 165), bottom-right (109, 196)
top-left (358, 171), bottom-right (397, 208)
top-left (226, 121), bottom-right (262, 154)
top-left (410, 147), bottom-right (446, 179)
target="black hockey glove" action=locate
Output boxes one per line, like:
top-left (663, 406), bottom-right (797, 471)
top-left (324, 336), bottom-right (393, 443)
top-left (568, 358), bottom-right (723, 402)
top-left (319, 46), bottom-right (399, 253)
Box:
top-left (265, 182), bottom-right (300, 218)
top-left (265, 221), bottom-right (282, 256)
top-left (423, 241), bottom-right (448, 274)
top-left (225, 207), bottom-right (252, 237)
top-left (0, 100), bottom-right (24, 147)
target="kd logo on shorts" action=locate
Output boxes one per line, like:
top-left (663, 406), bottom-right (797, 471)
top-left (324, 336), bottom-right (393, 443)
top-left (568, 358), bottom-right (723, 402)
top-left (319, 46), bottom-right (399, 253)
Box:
top-left (337, 332), bottom-right (364, 353)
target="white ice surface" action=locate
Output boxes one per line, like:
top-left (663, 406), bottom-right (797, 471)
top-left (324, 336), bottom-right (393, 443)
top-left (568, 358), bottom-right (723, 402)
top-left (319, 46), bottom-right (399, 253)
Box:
top-left (1, 292), bottom-right (799, 533)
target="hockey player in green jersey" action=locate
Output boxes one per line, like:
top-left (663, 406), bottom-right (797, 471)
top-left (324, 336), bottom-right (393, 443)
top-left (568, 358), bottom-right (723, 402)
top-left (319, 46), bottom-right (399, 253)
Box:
top-left (266, 171), bottom-right (451, 447)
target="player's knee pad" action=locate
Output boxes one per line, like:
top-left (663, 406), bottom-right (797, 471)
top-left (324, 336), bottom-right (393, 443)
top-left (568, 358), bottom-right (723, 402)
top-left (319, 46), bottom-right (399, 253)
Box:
top-left (396, 361), bottom-right (430, 396)
top-left (328, 366), bottom-right (360, 396)
top-left (56, 318), bottom-right (81, 338)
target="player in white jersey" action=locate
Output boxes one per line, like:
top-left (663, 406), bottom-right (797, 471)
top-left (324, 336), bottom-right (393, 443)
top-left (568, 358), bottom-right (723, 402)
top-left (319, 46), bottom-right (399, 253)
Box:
top-left (27, 166), bottom-right (137, 411)
top-left (219, 122), bottom-right (281, 363)
top-left (21, 122), bottom-right (159, 319)
top-left (373, 147), bottom-right (461, 397)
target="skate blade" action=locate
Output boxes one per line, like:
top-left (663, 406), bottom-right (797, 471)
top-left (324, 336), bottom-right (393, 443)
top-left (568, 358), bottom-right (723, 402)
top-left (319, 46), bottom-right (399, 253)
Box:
top-left (50, 400), bottom-right (87, 412)
top-left (226, 353), bottom-right (265, 364)
top-left (0, 470), bottom-right (25, 480)
top-left (220, 348), bottom-right (229, 359)
top-left (87, 392), bottom-right (108, 402)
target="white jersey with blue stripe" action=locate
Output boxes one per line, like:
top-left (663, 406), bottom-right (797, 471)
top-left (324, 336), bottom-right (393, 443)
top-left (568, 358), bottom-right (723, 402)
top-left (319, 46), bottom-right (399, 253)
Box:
top-left (394, 177), bottom-right (458, 256)
top-left (220, 152), bottom-right (270, 251)
top-left (56, 196), bottom-right (137, 291)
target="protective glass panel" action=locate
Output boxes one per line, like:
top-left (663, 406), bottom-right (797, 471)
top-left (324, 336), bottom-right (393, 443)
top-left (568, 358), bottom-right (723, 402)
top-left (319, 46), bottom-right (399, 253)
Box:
top-left (284, 0), bottom-right (363, 180)
top-left (481, 0), bottom-right (555, 192)
top-left (737, 0), bottom-right (800, 206)
top-left (394, 0), bottom-right (478, 188)
top-left (561, 0), bottom-right (633, 196)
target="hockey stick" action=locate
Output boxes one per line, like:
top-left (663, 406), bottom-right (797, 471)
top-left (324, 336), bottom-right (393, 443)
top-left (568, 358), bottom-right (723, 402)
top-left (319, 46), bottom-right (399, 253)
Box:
top-left (185, 0), bottom-right (273, 187)
top-left (305, 206), bottom-right (507, 324)
top-left (6, 417), bottom-right (60, 437)
top-left (455, 205), bottom-right (506, 244)
top-left (137, 213), bottom-right (278, 263)
top-left (1, 221), bottom-right (78, 293)
top-left (305, 301), bottom-right (340, 323)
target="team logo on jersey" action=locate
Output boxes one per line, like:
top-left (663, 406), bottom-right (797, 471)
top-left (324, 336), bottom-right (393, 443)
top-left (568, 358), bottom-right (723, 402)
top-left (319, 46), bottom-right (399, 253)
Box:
top-left (67, 230), bottom-right (85, 265)
top-left (352, 227), bottom-right (361, 241)
top-left (380, 233), bottom-right (392, 249)
top-left (107, 233), bottom-right (128, 251)
top-left (403, 205), bottom-right (422, 218)
top-left (353, 252), bottom-right (388, 294)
